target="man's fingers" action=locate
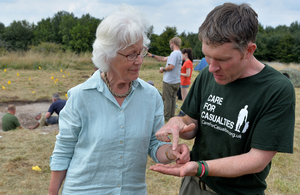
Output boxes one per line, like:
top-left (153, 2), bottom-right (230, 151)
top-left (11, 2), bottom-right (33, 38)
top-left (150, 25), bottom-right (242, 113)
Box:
top-left (171, 129), bottom-right (179, 150)
top-left (181, 123), bottom-right (196, 134)
top-left (155, 132), bottom-right (171, 142)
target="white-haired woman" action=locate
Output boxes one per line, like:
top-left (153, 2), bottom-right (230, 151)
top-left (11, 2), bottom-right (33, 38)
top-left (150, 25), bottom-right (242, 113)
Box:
top-left (48, 4), bottom-right (190, 195)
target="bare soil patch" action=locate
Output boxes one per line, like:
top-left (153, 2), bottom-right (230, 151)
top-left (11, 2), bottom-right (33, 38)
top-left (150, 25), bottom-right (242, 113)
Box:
top-left (0, 102), bottom-right (59, 132)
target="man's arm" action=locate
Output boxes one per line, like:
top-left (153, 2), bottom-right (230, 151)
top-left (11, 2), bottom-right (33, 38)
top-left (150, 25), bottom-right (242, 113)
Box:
top-left (150, 148), bottom-right (276, 178)
top-left (29, 122), bottom-right (40, 130)
top-left (45, 112), bottom-right (51, 119)
top-left (159, 64), bottom-right (175, 73)
top-left (147, 52), bottom-right (168, 62)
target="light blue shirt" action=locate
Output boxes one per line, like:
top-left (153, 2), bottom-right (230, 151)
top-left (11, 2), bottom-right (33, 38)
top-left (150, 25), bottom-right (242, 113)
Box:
top-left (50, 70), bottom-right (167, 194)
top-left (163, 50), bottom-right (182, 84)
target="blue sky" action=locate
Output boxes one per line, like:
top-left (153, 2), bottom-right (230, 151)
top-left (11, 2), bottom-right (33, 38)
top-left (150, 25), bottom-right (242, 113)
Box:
top-left (1, 0), bottom-right (299, 35)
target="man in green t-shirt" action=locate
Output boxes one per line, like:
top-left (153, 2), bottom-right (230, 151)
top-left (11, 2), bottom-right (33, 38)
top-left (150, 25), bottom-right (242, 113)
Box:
top-left (150, 3), bottom-right (295, 195)
top-left (2, 104), bottom-right (23, 131)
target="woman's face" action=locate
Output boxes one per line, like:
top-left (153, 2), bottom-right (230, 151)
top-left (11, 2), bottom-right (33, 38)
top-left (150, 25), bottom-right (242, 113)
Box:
top-left (109, 39), bottom-right (144, 83)
top-left (182, 53), bottom-right (187, 61)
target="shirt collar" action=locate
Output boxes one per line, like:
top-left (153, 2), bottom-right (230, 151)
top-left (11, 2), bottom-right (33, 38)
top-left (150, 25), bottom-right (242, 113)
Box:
top-left (82, 70), bottom-right (147, 92)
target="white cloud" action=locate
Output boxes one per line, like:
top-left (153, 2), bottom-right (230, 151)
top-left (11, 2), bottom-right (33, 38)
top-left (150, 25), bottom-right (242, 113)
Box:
top-left (0, 0), bottom-right (299, 34)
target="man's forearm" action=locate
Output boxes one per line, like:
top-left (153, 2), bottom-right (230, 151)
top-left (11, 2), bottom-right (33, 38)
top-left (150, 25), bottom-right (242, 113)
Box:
top-left (153, 55), bottom-right (168, 62)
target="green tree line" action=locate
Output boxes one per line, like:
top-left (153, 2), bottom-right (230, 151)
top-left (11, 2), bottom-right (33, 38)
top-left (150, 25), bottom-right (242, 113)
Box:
top-left (0, 11), bottom-right (299, 63)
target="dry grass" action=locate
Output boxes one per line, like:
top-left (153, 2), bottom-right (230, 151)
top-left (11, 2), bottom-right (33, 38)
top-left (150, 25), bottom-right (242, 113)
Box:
top-left (0, 54), bottom-right (299, 194)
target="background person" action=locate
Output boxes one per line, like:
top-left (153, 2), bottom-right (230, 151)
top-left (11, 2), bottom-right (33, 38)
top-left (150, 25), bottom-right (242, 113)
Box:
top-left (45, 93), bottom-right (66, 125)
top-left (48, 4), bottom-right (190, 195)
top-left (150, 3), bottom-right (295, 195)
top-left (147, 37), bottom-right (182, 121)
top-left (2, 104), bottom-right (23, 131)
top-left (29, 112), bottom-right (49, 130)
top-left (178, 48), bottom-right (193, 116)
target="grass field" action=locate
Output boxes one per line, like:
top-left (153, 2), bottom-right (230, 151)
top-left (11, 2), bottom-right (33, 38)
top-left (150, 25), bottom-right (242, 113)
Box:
top-left (0, 52), bottom-right (299, 194)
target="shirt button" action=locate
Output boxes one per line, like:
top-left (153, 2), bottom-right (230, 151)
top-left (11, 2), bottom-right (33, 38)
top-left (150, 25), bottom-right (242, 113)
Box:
top-left (119, 170), bottom-right (121, 173)
top-left (120, 156), bottom-right (122, 159)
top-left (121, 125), bottom-right (124, 128)
top-left (120, 141), bottom-right (123, 144)
top-left (121, 110), bottom-right (123, 113)
top-left (118, 185), bottom-right (121, 188)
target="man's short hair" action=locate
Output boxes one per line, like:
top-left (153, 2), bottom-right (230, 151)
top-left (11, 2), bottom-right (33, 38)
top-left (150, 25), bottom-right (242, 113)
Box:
top-left (7, 104), bottom-right (16, 111)
top-left (198, 3), bottom-right (258, 53)
top-left (169, 37), bottom-right (182, 48)
top-left (52, 93), bottom-right (60, 100)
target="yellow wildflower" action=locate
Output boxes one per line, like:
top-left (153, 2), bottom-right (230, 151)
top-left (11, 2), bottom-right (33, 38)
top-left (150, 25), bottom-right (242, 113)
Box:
top-left (8, 80), bottom-right (11, 84)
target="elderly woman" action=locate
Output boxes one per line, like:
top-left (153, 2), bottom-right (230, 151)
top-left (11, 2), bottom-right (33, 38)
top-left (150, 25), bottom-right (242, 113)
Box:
top-left (48, 4), bottom-right (190, 195)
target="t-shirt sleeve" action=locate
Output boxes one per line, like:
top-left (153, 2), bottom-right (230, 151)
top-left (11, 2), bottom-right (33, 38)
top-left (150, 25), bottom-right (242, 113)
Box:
top-left (167, 53), bottom-right (177, 66)
top-left (13, 116), bottom-right (21, 128)
top-left (187, 60), bottom-right (193, 69)
top-left (251, 82), bottom-right (295, 153)
top-left (48, 103), bottom-right (54, 114)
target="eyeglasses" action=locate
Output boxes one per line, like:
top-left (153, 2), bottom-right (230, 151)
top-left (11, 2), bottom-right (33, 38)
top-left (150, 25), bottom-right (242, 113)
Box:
top-left (117, 47), bottom-right (148, 61)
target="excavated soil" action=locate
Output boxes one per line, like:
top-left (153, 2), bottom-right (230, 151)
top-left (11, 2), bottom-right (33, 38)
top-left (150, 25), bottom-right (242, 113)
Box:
top-left (0, 102), bottom-right (59, 132)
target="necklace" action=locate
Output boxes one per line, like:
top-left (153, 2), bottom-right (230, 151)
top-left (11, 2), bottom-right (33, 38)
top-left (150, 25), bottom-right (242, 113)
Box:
top-left (103, 72), bottom-right (133, 98)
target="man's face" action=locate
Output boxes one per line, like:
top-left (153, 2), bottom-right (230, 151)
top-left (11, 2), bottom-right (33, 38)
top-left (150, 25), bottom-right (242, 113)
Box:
top-left (203, 42), bottom-right (247, 85)
top-left (35, 115), bottom-right (41, 120)
top-left (169, 42), bottom-right (174, 51)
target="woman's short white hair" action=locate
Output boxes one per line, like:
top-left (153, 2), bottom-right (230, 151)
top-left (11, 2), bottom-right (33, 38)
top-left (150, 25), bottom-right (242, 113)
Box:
top-left (92, 4), bottom-right (150, 72)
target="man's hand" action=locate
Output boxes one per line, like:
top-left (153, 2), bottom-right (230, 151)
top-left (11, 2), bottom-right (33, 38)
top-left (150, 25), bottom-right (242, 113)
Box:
top-left (159, 67), bottom-right (164, 73)
top-left (149, 161), bottom-right (198, 177)
top-left (156, 117), bottom-right (196, 150)
top-left (166, 144), bottom-right (190, 164)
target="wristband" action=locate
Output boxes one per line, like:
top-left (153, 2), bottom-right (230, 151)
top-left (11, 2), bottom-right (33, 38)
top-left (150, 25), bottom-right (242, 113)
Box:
top-left (163, 68), bottom-right (166, 72)
top-left (196, 161), bottom-right (209, 178)
top-left (152, 54), bottom-right (155, 58)
top-left (196, 161), bottom-right (203, 177)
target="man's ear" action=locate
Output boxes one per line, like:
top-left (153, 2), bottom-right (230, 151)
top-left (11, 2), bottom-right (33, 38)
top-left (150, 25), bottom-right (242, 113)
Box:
top-left (245, 42), bottom-right (257, 59)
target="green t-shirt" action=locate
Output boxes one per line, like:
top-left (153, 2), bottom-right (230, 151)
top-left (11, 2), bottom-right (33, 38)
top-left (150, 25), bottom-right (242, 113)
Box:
top-left (182, 64), bottom-right (295, 195)
top-left (2, 113), bottom-right (21, 131)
